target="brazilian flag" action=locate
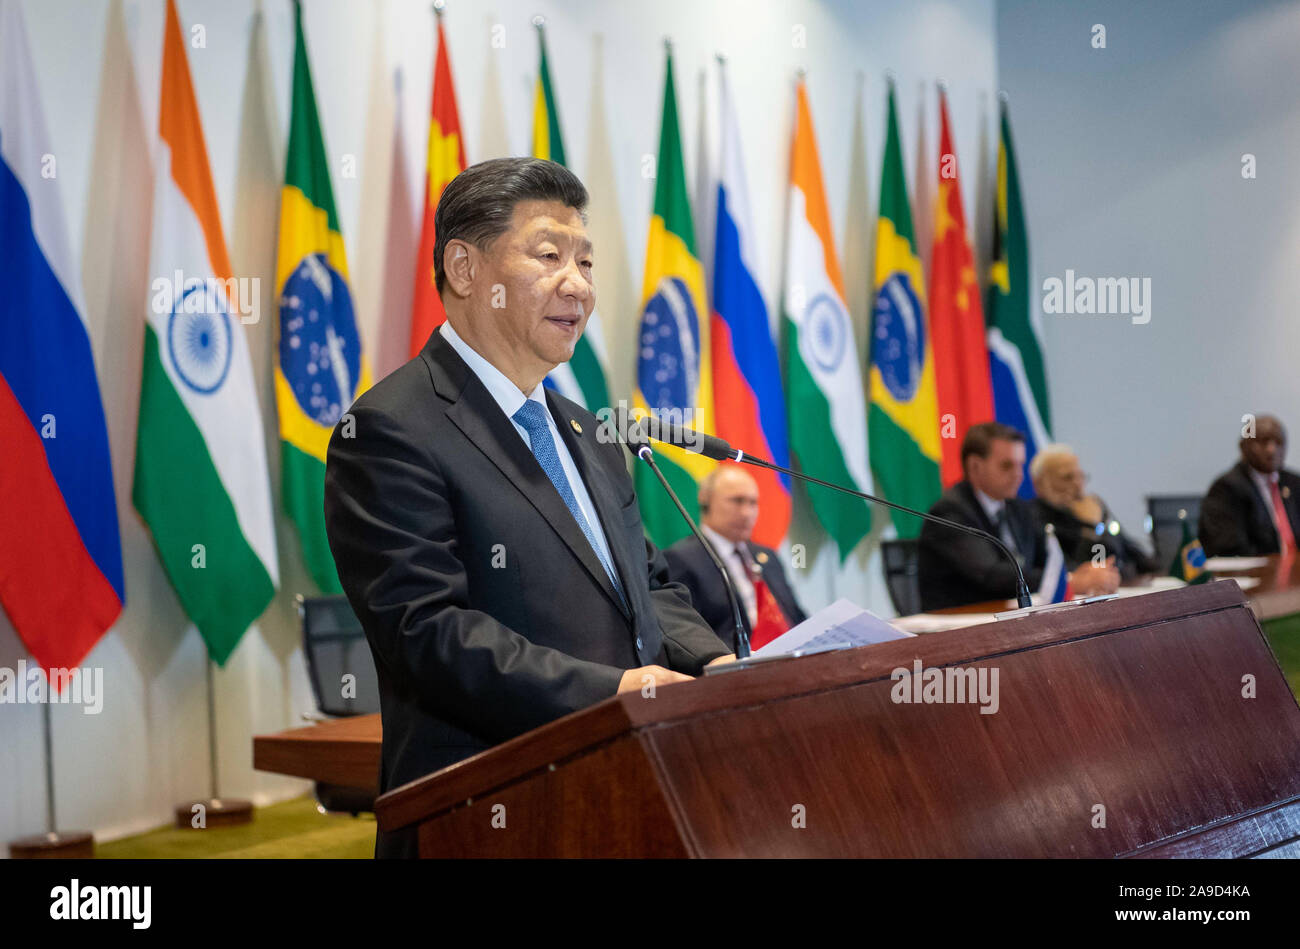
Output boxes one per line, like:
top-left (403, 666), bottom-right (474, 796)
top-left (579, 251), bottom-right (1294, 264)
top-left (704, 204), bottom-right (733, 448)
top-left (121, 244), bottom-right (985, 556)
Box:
top-left (633, 50), bottom-right (714, 547)
top-left (868, 82), bottom-right (942, 537)
top-left (274, 2), bottom-right (372, 592)
top-left (1169, 518), bottom-right (1210, 585)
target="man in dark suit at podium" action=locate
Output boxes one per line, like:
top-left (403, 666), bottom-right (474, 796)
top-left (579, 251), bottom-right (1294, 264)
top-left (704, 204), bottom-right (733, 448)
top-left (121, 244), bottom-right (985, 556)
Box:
top-left (1200, 414), bottom-right (1300, 557)
top-left (324, 158), bottom-right (733, 858)
top-left (918, 423), bottom-right (1118, 611)
top-left (663, 466), bottom-right (807, 651)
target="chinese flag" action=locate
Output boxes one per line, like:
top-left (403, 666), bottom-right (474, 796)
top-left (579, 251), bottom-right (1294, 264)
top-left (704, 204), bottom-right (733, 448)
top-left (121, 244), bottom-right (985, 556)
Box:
top-left (929, 87), bottom-right (994, 486)
top-left (408, 17), bottom-right (466, 356)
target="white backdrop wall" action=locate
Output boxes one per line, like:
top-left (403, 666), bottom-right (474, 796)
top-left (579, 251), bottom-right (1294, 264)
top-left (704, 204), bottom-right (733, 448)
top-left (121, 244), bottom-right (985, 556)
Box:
top-left (996, 0), bottom-right (1300, 539)
top-left (0, 0), bottom-right (997, 846)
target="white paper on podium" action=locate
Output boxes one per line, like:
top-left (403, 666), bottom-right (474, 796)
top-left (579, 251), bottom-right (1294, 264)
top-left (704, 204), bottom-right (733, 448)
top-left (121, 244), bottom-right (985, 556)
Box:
top-left (752, 598), bottom-right (914, 658)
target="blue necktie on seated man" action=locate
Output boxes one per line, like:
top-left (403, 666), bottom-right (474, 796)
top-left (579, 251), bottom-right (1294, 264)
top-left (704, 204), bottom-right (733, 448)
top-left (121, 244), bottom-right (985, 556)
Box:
top-left (511, 399), bottom-right (629, 608)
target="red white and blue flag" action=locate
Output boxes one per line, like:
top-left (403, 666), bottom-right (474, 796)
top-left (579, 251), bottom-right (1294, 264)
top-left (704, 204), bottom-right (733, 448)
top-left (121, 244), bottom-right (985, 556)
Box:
top-left (710, 63), bottom-right (791, 547)
top-left (0, 1), bottom-right (124, 670)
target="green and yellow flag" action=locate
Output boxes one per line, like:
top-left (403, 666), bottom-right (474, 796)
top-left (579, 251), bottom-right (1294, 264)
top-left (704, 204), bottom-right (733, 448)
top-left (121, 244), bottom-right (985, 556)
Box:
top-left (1169, 518), bottom-right (1210, 585)
top-left (532, 23), bottom-right (611, 414)
top-left (275, 3), bottom-right (372, 592)
top-left (633, 50), bottom-right (714, 547)
top-left (868, 82), bottom-right (941, 537)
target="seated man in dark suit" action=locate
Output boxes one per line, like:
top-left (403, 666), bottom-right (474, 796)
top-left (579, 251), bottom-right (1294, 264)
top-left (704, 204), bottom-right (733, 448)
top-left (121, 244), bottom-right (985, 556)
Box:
top-left (1199, 414), bottom-right (1300, 557)
top-left (918, 422), bottom-right (1119, 611)
top-left (662, 465), bottom-right (807, 652)
top-left (324, 158), bottom-right (734, 858)
top-left (1031, 444), bottom-right (1159, 580)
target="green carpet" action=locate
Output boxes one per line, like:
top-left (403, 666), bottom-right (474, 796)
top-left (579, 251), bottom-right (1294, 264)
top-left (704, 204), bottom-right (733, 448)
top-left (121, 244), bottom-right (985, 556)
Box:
top-left (1263, 612), bottom-right (1300, 701)
top-left (95, 795), bottom-right (375, 859)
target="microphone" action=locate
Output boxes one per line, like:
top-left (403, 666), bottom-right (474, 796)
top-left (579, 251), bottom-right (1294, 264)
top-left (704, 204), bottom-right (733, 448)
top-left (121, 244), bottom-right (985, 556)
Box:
top-left (636, 420), bottom-right (1034, 609)
top-left (615, 418), bottom-right (752, 659)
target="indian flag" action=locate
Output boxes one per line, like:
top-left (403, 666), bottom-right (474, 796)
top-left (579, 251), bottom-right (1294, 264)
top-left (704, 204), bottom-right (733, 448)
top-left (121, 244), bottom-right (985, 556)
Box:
top-left (132, 0), bottom-right (276, 664)
top-left (275, 3), bottom-right (372, 593)
top-left (532, 22), bottom-right (611, 413)
top-left (634, 49), bottom-right (714, 547)
top-left (781, 78), bottom-right (872, 560)
top-left (869, 82), bottom-right (942, 538)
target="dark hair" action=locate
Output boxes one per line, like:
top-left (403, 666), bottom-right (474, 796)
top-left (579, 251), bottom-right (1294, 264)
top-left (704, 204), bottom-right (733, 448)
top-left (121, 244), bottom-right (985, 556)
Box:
top-left (961, 422), bottom-right (1025, 469)
top-left (432, 157), bottom-right (589, 294)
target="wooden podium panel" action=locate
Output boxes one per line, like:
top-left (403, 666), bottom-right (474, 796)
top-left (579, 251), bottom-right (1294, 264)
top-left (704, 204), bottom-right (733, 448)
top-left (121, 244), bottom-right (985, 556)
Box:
top-left (375, 581), bottom-right (1300, 858)
top-left (252, 714), bottom-right (381, 795)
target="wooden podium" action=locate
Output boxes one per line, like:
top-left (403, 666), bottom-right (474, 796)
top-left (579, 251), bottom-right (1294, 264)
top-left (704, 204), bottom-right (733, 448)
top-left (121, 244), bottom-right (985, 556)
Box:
top-left (374, 581), bottom-right (1300, 857)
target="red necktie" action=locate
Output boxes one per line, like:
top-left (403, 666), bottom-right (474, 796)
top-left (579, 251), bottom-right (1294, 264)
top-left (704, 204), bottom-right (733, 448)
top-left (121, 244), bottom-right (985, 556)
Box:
top-left (1269, 480), bottom-right (1296, 555)
top-left (736, 547), bottom-right (791, 650)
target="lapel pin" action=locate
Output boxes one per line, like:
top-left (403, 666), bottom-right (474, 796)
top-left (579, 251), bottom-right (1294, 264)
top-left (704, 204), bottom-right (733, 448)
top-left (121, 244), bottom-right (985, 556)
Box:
top-left (756, 550), bottom-right (769, 565)
top-left (1284, 485), bottom-right (1292, 500)
top-left (570, 419), bottom-right (582, 435)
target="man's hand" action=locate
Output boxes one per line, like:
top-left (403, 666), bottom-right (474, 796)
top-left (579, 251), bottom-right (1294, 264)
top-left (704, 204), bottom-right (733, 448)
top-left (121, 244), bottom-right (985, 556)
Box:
top-left (617, 665), bottom-right (693, 694)
top-left (1068, 557), bottom-right (1120, 595)
top-left (705, 654), bottom-right (738, 668)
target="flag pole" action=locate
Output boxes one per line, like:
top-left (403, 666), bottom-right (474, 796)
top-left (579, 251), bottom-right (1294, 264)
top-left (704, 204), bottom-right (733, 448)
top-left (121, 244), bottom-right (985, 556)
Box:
top-left (6, 675), bottom-right (94, 858)
top-left (173, 654), bottom-right (253, 829)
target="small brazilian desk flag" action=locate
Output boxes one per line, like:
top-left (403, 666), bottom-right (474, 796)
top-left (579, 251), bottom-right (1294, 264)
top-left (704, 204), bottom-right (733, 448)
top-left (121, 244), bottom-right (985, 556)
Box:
top-left (275, 2), bottom-right (372, 593)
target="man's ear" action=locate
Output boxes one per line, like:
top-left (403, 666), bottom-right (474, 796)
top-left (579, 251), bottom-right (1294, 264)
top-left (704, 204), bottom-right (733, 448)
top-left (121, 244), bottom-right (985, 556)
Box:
top-left (443, 240), bottom-right (475, 298)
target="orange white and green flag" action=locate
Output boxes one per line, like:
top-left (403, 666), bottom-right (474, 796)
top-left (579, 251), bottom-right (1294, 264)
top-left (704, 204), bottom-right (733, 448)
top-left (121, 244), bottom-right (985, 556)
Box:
top-left (781, 78), bottom-right (872, 559)
top-left (133, 0), bottom-right (277, 663)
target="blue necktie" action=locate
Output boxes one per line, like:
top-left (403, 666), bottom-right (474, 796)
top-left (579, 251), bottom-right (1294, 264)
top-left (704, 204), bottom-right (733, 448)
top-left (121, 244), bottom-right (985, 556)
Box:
top-left (512, 399), bottom-right (627, 607)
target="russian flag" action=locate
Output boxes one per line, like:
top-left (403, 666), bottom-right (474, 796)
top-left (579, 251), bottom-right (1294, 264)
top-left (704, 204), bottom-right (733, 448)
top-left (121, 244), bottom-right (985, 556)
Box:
top-left (710, 64), bottom-right (791, 548)
top-left (0, 1), bottom-right (124, 671)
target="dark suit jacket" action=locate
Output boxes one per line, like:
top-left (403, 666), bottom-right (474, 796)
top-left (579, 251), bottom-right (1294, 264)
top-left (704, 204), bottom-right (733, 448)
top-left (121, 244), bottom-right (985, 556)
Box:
top-left (918, 480), bottom-right (1048, 611)
top-left (1035, 497), bottom-right (1160, 579)
top-left (662, 535), bottom-right (808, 651)
top-left (1199, 460), bottom-right (1300, 557)
top-left (323, 331), bottom-right (729, 858)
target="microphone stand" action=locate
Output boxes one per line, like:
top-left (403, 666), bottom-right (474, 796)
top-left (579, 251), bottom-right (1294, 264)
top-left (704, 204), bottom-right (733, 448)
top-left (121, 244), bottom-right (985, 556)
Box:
top-left (631, 444), bottom-right (752, 659)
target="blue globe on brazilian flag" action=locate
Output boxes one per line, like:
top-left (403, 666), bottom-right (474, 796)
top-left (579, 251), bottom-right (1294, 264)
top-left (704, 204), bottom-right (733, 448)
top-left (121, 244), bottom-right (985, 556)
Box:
top-left (274, 3), bottom-right (372, 593)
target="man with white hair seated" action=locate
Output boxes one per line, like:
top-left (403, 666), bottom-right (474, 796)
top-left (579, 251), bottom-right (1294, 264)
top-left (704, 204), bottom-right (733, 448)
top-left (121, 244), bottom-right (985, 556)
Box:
top-left (1031, 444), bottom-right (1159, 580)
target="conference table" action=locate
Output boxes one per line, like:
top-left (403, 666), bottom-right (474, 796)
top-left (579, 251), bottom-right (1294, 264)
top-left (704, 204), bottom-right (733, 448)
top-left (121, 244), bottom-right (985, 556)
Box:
top-left (252, 554), bottom-right (1300, 792)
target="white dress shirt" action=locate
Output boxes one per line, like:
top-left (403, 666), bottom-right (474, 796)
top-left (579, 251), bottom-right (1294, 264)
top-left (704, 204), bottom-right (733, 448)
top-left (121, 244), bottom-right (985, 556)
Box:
top-left (972, 486), bottom-right (1017, 549)
top-left (439, 321), bottom-right (617, 575)
top-left (700, 523), bottom-right (758, 626)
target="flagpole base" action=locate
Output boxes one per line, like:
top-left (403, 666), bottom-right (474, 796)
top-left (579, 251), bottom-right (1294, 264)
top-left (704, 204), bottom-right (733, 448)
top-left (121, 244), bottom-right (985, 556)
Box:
top-left (8, 831), bottom-right (94, 859)
top-left (173, 797), bottom-right (254, 829)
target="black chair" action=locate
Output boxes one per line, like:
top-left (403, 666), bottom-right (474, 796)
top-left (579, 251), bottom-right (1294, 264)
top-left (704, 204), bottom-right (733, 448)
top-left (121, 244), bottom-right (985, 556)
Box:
top-left (880, 539), bottom-right (922, 617)
top-left (1145, 495), bottom-right (1203, 570)
top-left (297, 594), bottom-right (380, 815)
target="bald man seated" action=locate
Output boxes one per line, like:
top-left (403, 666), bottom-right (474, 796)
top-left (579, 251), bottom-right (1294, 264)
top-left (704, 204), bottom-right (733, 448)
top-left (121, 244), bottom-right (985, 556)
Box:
top-left (1031, 444), bottom-right (1159, 580)
top-left (1200, 414), bottom-right (1300, 557)
top-left (662, 465), bottom-right (807, 652)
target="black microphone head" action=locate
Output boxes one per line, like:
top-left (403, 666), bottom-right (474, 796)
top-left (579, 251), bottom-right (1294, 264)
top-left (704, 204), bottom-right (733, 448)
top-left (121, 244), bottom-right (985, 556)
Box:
top-left (595, 405), bottom-right (650, 454)
top-left (637, 415), bottom-right (735, 461)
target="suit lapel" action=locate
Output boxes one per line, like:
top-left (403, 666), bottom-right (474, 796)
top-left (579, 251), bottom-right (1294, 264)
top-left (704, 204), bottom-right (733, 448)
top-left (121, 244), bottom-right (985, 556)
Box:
top-left (423, 333), bottom-right (629, 619)
top-left (549, 391), bottom-right (635, 621)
